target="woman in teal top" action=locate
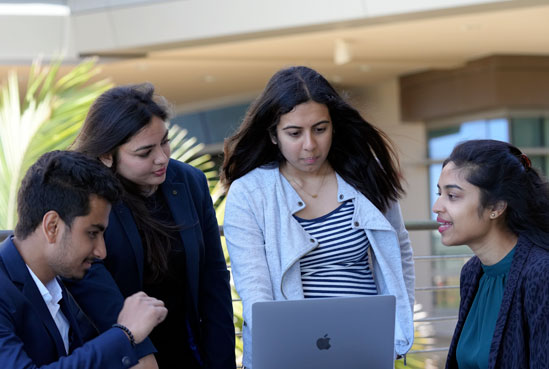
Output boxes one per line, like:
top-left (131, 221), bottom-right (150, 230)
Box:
top-left (455, 247), bottom-right (515, 369)
top-left (433, 139), bottom-right (549, 369)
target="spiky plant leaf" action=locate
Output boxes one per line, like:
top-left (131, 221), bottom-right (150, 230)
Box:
top-left (168, 123), bottom-right (219, 191)
top-left (0, 59), bottom-right (112, 229)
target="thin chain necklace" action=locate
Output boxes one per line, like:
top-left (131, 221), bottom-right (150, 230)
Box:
top-left (285, 168), bottom-right (329, 199)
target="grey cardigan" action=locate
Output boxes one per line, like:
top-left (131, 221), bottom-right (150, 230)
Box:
top-left (224, 165), bottom-right (415, 368)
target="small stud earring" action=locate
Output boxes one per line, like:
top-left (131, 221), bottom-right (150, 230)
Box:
top-left (490, 213), bottom-right (496, 218)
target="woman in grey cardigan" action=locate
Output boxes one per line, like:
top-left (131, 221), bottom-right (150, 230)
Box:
top-left (221, 66), bottom-right (415, 368)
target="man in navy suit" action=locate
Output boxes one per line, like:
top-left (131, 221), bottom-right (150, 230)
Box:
top-left (0, 150), bottom-right (168, 368)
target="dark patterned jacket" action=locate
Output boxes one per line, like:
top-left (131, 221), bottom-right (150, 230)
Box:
top-left (446, 235), bottom-right (549, 369)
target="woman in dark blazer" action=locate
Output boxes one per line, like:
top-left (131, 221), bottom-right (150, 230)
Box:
top-left (66, 83), bottom-right (235, 369)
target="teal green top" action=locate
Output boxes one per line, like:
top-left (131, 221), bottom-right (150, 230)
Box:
top-left (456, 247), bottom-right (516, 369)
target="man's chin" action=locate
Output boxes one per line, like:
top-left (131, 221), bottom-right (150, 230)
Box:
top-left (69, 267), bottom-right (90, 280)
top-left (80, 266), bottom-right (92, 278)
top-left (59, 271), bottom-right (86, 281)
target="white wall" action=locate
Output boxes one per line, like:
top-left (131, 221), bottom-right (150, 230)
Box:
top-left (68, 0), bottom-right (511, 54)
top-left (0, 0), bottom-right (523, 61)
top-left (0, 14), bottom-right (76, 60)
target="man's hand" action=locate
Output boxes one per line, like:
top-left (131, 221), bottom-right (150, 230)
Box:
top-left (117, 292), bottom-right (168, 344)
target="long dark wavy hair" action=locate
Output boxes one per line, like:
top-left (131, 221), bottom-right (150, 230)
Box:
top-left (222, 66), bottom-right (403, 212)
top-left (72, 83), bottom-right (176, 281)
top-left (444, 139), bottom-right (549, 249)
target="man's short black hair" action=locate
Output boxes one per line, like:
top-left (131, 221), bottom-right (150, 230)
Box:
top-left (14, 150), bottom-right (122, 240)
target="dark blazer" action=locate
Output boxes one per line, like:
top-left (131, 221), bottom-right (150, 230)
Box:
top-left (0, 237), bottom-right (138, 368)
top-left (446, 235), bottom-right (549, 369)
top-left (66, 159), bottom-right (236, 368)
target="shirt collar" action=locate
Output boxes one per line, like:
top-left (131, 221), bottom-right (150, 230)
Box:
top-left (26, 265), bottom-right (63, 307)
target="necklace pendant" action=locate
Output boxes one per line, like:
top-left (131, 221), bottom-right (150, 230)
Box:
top-left (311, 194), bottom-right (318, 198)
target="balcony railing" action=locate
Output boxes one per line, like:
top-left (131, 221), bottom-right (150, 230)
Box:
top-left (0, 230), bottom-right (10, 241)
top-left (0, 221), bottom-right (471, 358)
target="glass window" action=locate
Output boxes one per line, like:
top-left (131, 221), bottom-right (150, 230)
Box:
top-left (510, 116), bottom-right (549, 175)
top-left (171, 112), bottom-right (207, 143)
top-left (171, 102), bottom-right (250, 148)
top-left (428, 118), bottom-right (508, 219)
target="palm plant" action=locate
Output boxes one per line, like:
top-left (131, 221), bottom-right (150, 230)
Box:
top-left (168, 123), bottom-right (217, 187)
top-left (0, 59), bottom-right (112, 229)
top-left (0, 58), bottom-right (226, 228)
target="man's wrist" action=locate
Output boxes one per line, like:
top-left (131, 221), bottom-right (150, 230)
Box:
top-left (113, 323), bottom-right (136, 347)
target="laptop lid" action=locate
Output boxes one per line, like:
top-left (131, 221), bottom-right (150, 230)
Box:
top-left (252, 295), bottom-right (396, 369)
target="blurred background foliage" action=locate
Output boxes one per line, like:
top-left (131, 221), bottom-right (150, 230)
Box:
top-left (0, 58), bottom-right (112, 229)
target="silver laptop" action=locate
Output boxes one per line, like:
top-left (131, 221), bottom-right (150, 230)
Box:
top-left (252, 295), bottom-right (396, 369)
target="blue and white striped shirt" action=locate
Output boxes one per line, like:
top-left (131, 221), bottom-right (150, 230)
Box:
top-left (296, 201), bottom-right (378, 298)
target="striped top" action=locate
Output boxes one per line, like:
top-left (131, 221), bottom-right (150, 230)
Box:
top-left (295, 201), bottom-right (378, 298)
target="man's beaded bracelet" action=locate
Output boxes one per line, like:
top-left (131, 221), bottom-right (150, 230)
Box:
top-left (112, 323), bottom-right (136, 347)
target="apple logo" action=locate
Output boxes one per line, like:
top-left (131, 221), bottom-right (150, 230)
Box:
top-left (316, 334), bottom-right (331, 350)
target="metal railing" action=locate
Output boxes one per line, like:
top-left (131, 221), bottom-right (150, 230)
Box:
top-left (1, 221), bottom-right (471, 357)
top-left (226, 221), bottom-right (470, 356)
top-left (407, 224), bottom-right (471, 355)
top-left (0, 230), bottom-right (10, 241)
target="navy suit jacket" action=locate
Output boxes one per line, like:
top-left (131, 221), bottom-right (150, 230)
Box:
top-left (65, 159), bottom-right (236, 368)
top-left (0, 237), bottom-right (138, 368)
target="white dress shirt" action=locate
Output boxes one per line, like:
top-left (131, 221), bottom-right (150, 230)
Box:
top-left (26, 266), bottom-right (70, 354)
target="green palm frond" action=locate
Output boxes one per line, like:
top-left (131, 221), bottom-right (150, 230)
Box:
top-left (168, 123), bottom-right (219, 189)
top-left (0, 58), bottom-right (112, 229)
